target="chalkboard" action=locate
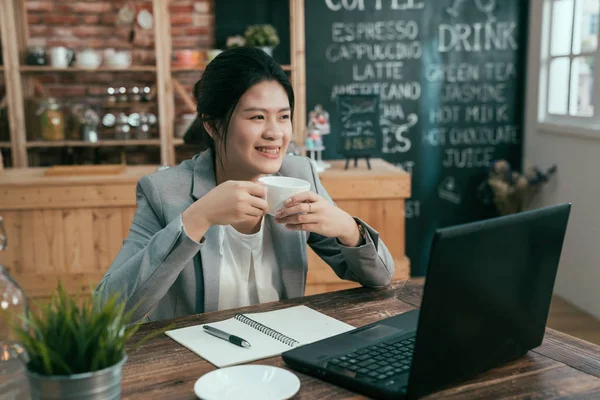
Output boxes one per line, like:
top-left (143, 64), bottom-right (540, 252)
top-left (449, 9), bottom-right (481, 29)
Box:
top-left (336, 94), bottom-right (381, 158)
top-left (305, 0), bottom-right (529, 276)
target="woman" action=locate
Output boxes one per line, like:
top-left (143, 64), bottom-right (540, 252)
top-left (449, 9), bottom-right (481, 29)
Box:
top-left (96, 47), bottom-right (394, 323)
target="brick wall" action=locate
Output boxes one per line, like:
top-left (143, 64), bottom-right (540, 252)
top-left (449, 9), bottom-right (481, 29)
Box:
top-left (24, 0), bottom-right (214, 126)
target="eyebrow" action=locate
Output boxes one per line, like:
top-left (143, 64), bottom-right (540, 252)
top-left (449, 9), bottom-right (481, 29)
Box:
top-left (242, 107), bottom-right (291, 112)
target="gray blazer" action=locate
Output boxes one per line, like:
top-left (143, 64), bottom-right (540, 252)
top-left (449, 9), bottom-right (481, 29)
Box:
top-left (96, 150), bottom-right (394, 322)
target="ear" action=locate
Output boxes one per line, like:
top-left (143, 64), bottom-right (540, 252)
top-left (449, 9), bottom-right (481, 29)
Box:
top-left (202, 118), bottom-right (218, 140)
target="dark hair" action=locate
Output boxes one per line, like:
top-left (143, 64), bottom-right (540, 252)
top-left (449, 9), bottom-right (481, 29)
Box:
top-left (185, 46), bottom-right (295, 161)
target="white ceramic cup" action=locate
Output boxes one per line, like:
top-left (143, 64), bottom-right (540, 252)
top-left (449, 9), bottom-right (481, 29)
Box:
top-left (258, 176), bottom-right (311, 216)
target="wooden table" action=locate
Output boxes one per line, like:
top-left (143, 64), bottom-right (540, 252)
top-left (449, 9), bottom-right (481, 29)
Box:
top-left (122, 280), bottom-right (600, 399)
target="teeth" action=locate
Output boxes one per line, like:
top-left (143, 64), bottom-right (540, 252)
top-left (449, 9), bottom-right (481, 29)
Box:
top-left (257, 147), bottom-right (279, 154)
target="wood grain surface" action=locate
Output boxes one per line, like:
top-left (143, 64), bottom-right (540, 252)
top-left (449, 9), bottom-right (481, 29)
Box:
top-left (122, 280), bottom-right (600, 399)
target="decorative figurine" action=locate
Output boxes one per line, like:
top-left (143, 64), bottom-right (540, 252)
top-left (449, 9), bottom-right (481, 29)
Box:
top-left (304, 104), bottom-right (332, 173)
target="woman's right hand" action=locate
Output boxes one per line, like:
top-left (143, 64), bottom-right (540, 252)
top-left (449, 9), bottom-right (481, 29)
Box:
top-left (182, 180), bottom-right (268, 242)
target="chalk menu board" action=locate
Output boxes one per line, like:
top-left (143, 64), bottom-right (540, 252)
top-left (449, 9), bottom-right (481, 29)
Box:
top-left (305, 0), bottom-right (528, 275)
top-left (336, 94), bottom-right (381, 157)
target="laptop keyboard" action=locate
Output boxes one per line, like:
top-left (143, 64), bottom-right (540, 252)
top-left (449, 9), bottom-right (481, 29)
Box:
top-left (326, 336), bottom-right (415, 382)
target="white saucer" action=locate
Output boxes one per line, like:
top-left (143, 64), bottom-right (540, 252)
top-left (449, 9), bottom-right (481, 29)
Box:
top-left (194, 365), bottom-right (301, 400)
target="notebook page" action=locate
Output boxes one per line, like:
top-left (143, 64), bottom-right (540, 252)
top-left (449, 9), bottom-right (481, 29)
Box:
top-left (165, 317), bottom-right (290, 368)
top-left (241, 305), bottom-right (355, 345)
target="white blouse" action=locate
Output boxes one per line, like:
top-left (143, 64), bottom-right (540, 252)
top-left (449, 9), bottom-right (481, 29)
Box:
top-left (217, 218), bottom-right (283, 310)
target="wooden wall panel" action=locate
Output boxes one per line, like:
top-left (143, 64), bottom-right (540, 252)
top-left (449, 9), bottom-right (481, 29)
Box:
top-left (92, 209), bottom-right (125, 272)
top-left (63, 209), bottom-right (95, 273)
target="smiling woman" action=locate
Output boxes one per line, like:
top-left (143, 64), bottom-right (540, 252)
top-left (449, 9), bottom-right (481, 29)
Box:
top-left (95, 47), bottom-right (395, 323)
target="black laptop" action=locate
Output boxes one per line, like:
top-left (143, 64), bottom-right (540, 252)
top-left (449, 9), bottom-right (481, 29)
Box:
top-left (282, 203), bottom-right (571, 399)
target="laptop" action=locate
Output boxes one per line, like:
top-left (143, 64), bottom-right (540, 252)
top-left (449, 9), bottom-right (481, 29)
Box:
top-left (282, 203), bottom-right (571, 399)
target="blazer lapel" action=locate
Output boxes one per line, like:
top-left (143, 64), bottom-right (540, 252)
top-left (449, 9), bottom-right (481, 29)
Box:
top-left (190, 150), bottom-right (222, 313)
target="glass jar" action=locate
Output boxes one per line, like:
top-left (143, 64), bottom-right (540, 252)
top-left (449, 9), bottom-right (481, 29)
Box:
top-left (40, 98), bottom-right (65, 141)
top-left (0, 216), bottom-right (30, 398)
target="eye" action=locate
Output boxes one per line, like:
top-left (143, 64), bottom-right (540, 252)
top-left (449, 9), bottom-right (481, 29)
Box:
top-left (280, 114), bottom-right (291, 120)
top-left (250, 115), bottom-right (264, 120)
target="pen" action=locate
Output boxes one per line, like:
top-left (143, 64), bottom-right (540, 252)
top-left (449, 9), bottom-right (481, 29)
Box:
top-left (203, 325), bottom-right (251, 349)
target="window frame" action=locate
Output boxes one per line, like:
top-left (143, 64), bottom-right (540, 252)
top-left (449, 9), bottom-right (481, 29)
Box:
top-left (536, 0), bottom-right (600, 138)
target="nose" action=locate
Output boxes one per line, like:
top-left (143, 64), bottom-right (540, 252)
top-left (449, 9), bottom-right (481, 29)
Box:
top-left (262, 118), bottom-right (284, 141)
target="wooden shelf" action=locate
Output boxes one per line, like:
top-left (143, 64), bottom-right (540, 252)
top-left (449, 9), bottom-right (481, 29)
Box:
top-left (171, 64), bottom-right (292, 72)
top-left (172, 66), bottom-right (204, 73)
top-left (102, 102), bottom-right (156, 108)
top-left (26, 140), bottom-right (162, 148)
top-left (0, 0), bottom-right (305, 168)
top-left (20, 66), bottom-right (157, 73)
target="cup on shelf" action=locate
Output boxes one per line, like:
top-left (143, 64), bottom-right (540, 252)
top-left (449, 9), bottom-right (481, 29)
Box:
top-left (75, 49), bottom-right (101, 69)
top-left (171, 50), bottom-right (205, 68)
top-left (103, 49), bottom-right (132, 69)
top-left (49, 47), bottom-right (75, 68)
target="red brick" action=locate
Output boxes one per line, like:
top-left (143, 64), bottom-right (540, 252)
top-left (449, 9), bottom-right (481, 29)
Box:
top-left (192, 14), bottom-right (211, 27)
top-left (51, 27), bottom-right (75, 37)
top-left (193, 1), bottom-right (211, 13)
top-left (135, 3), bottom-right (153, 13)
top-left (170, 4), bottom-right (194, 13)
top-left (170, 27), bottom-right (186, 37)
top-left (100, 14), bottom-right (117, 25)
top-left (72, 2), bottom-right (113, 14)
top-left (29, 26), bottom-right (50, 37)
top-left (45, 15), bottom-right (79, 25)
top-left (47, 38), bottom-right (80, 48)
top-left (184, 26), bottom-right (210, 36)
top-left (171, 14), bottom-right (193, 26)
top-left (82, 15), bottom-right (100, 24)
top-left (27, 14), bottom-right (43, 24)
top-left (26, 1), bottom-right (53, 12)
top-left (54, 4), bottom-right (73, 13)
top-left (73, 26), bottom-right (113, 38)
top-left (83, 39), bottom-right (109, 49)
top-left (105, 38), bottom-right (132, 49)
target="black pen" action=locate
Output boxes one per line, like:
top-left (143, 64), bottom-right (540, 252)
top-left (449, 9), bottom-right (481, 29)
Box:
top-left (203, 325), bottom-right (251, 349)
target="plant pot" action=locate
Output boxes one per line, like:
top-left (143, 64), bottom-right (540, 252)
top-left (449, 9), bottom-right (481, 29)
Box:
top-left (25, 356), bottom-right (127, 400)
top-left (259, 46), bottom-right (274, 57)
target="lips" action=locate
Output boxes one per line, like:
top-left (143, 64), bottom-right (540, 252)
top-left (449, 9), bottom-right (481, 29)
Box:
top-left (255, 147), bottom-right (280, 155)
top-left (256, 147), bottom-right (280, 160)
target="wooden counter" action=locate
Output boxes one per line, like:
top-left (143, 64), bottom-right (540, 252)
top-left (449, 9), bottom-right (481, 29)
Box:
top-left (0, 159), bottom-right (410, 301)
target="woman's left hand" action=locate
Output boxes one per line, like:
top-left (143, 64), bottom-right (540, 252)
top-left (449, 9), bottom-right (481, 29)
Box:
top-left (274, 191), bottom-right (362, 247)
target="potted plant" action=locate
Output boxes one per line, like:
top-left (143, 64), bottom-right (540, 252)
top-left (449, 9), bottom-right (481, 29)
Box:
top-left (477, 160), bottom-right (557, 216)
top-left (7, 283), bottom-right (169, 400)
top-left (244, 24), bottom-right (280, 56)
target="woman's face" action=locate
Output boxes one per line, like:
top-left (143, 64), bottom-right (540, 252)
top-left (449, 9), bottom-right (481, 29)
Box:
top-left (218, 80), bottom-right (292, 178)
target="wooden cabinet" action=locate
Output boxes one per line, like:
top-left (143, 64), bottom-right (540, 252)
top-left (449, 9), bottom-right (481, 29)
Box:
top-left (0, 0), bottom-right (306, 168)
top-left (0, 158), bottom-right (410, 301)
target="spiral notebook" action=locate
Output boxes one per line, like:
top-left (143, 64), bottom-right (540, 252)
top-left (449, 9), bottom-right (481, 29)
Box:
top-left (165, 305), bottom-right (355, 367)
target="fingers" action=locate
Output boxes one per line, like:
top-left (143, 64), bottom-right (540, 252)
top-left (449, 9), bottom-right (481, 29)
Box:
top-left (275, 209), bottom-right (319, 226)
top-left (247, 195), bottom-right (269, 214)
top-left (276, 201), bottom-right (313, 218)
top-left (284, 223), bottom-right (318, 231)
top-left (285, 191), bottom-right (318, 206)
top-left (241, 181), bottom-right (267, 198)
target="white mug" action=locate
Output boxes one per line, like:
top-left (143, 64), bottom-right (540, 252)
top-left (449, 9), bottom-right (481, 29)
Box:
top-left (50, 47), bottom-right (74, 68)
top-left (258, 176), bottom-right (311, 216)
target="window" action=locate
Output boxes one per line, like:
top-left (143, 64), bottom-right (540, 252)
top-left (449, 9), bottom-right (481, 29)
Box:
top-left (539, 0), bottom-right (600, 130)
